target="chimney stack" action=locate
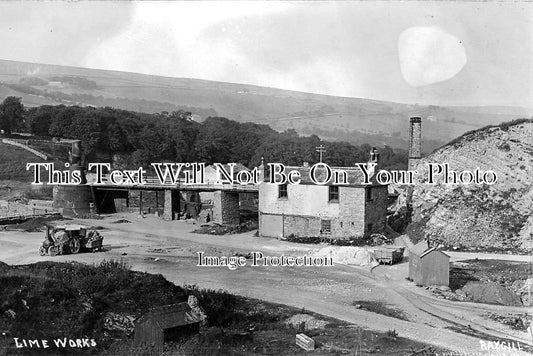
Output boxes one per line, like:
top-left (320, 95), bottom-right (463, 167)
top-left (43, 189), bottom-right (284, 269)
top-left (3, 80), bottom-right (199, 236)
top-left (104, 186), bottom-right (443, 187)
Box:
top-left (408, 117), bottom-right (422, 171)
top-left (369, 147), bottom-right (379, 164)
top-left (69, 140), bottom-right (86, 184)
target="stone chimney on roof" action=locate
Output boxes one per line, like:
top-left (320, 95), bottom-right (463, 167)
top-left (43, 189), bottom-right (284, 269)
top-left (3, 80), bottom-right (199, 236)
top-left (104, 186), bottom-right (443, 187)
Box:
top-left (258, 156), bottom-right (265, 182)
top-left (369, 147), bottom-right (379, 163)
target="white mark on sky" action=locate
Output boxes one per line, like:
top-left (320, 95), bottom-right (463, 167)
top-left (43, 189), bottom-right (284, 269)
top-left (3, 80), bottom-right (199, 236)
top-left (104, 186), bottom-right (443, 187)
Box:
top-left (398, 26), bottom-right (467, 87)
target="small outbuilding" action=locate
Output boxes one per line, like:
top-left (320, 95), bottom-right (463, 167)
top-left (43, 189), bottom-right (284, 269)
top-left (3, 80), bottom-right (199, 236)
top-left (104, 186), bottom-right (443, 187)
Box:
top-left (134, 303), bottom-right (202, 352)
top-left (408, 241), bottom-right (450, 286)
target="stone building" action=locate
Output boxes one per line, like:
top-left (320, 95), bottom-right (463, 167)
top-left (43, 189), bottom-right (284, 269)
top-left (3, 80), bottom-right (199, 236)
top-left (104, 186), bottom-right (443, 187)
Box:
top-left (408, 240), bottom-right (450, 287)
top-left (258, 152), bottom-right (388, 239)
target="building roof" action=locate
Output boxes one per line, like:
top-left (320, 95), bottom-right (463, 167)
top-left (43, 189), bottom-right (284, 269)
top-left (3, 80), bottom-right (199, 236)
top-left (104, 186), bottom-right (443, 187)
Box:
top-left (266, 164), bottom-right (385, 186)
top-left (206, 163), bottom-right (249, 173)
top-left (410, 241), bottom-right (450, 259)
top-left (410, 240), bottom-right (430, 256)
top-left (135, 302), bottom-right (202, 329)
top-left (420, 247), bottom-right (450, 258)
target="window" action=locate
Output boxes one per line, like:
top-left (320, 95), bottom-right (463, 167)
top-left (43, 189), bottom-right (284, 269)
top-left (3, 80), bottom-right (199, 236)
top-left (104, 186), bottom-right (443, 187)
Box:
top-left (367, 223), bottom-right (373, 233)
top-left (328, 186), bottom-right (339, 202)
top-left (365, 187), bottom-right (373, 201)
top-left (278, 183), bottom-right (288, 198)
top-left (321, 220), bottom-right (331, 234)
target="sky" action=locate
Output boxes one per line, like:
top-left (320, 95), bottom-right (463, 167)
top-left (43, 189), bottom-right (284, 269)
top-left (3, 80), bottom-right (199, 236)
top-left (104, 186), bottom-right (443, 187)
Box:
top-left (0, 1), bottom-right (531, 107)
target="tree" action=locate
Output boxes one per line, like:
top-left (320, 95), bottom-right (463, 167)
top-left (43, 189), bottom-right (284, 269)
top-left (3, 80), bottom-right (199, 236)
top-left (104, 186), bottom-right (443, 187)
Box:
top-left (0, 96), bottom-right (24, 135)
top-left (27, 105), bottom-right (54, 136)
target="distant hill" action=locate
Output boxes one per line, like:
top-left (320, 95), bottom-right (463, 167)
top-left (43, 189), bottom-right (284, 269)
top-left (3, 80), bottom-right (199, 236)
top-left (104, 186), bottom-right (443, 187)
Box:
top-left (407, 119), bottom-right (532, 253)
top-left (0, 59), bottom-right (531, 152)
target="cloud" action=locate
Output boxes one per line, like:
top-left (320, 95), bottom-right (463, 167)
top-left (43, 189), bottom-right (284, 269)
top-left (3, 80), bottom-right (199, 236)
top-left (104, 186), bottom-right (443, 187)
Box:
top-left (0, 2), bottom-right (135, 66)
top-left (84, 2), bottom-right (290, 78)
top-left (0, 1), bottom-right (530, 106)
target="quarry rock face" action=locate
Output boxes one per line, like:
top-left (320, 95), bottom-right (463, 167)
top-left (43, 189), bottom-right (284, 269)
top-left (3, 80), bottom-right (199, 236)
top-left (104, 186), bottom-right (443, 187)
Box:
top-left (462, 282), bottom-right (523, 306)
top-left (407, 120), bottom-right (532, 252)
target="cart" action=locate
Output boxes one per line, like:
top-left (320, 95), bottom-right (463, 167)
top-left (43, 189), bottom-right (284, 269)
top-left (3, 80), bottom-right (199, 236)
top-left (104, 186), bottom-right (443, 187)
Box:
top-left (373, 246), bottom-right (404, 265)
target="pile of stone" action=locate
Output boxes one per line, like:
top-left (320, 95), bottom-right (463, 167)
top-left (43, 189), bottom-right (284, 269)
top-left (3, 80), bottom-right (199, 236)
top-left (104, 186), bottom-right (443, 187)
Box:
top-left (285, 314), bottom-right (328, 331)
top-left (485, 312), bottom-right (532, 332)
top-left (429, 285), bottom-right (470, 302)
top-left (430, 282), bottom-right (525, 306)
top-left (103, 312), bottom-right (136, 336)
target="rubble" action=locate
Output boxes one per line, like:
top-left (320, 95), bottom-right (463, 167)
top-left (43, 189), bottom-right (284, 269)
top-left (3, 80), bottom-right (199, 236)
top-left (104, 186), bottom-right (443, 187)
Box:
top-left (485, 312), bottom-right (532, 332)
top-left (401, 121), bottom-right (532, 253)
top-left (286, 314), bottom-right (329, 331)
top-left (462, 282), bottom-right (522, 306)
top-left (111, 219), bottom-right (131, 224)
top-left (187, 295), bottom-right (207, 326)
top-left (3, 309), bottom-right (15, 319)
top-left (103, 312), bottom-right (135, 336)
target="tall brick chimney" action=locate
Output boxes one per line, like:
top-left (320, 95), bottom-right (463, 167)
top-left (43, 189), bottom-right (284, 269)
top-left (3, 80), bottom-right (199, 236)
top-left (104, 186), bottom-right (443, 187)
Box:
top-left (408, 117), bottom-right (422, 171)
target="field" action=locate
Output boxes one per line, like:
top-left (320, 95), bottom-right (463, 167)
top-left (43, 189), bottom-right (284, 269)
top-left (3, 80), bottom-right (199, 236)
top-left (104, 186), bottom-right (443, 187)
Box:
top-left (0, 142), bottom-right (46, 181)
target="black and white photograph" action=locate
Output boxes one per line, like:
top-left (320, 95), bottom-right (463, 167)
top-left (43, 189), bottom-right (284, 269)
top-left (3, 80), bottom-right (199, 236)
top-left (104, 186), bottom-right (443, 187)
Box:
top-left (0, 1), bottom-right (531, 355)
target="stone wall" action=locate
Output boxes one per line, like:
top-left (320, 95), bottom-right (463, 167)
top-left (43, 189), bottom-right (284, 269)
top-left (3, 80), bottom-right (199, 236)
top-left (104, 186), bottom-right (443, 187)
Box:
top-left (1, 138), bottom-right (49, 160)
top-left (283, 214), bottom-right (321, 237)
top-left (53, 185), bottom-right (94, 217)
top-left (259, 183), bottom-right (377, 239)
top-left (212, 191), bottom-right (240, 225)
top-left (364, 185), bottom-right (389, 233)
top-left (163, 190), bottom-right (180, 221)
top-left (259, 183), bottom-right (340, 217)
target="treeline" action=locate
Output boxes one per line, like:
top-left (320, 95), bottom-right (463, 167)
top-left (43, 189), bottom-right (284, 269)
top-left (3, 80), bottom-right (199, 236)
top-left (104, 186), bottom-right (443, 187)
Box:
top-left (3, 97), bottom-right (408, 170)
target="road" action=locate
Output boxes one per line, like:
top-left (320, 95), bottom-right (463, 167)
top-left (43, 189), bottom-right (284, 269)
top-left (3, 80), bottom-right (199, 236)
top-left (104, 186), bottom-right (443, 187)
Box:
top-left (0, 213), bottom-right (531, 356)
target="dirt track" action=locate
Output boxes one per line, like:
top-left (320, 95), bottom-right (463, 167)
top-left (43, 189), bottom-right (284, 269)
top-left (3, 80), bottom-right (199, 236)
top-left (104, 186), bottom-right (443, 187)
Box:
top-left (0, 213), bottom-right (531, 356)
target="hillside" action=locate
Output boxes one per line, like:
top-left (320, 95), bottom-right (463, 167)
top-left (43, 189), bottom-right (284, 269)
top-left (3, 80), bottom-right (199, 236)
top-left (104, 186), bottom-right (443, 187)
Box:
top-left (0, 141), bottom-right (48, 181)
top-left (0, 260), bottom-right (441, 355)
top-left (407, 119), bottom-right (532, 253)
top-left (1, 59), bottom-right (531, 152)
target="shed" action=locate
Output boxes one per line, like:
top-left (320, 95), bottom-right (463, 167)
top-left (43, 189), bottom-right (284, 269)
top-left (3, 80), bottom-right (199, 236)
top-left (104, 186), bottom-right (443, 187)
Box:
top-left (134, 303), bottom-right (202, 351)
top-left (408, 242), bottom-right (450, 286)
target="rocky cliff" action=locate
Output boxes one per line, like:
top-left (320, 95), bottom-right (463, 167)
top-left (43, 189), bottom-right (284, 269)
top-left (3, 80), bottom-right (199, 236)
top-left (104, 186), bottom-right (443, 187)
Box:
top-left (406, 119), bottom-right (532, 253)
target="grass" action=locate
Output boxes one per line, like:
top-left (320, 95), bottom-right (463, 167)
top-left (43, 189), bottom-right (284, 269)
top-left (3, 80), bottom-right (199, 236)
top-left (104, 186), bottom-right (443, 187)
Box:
top-left (435, 118), bottom-right (533, 152)
top-left (0, 260), bottom-right (444, 355)
top-left (0, 142), bottom-right (47, 181)
top-left (0, 141), bottom-right (67, 184)
top-left (27, 141), bottom-right (70, 161)
top-left (284, 233), bottom-right (393, 246)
